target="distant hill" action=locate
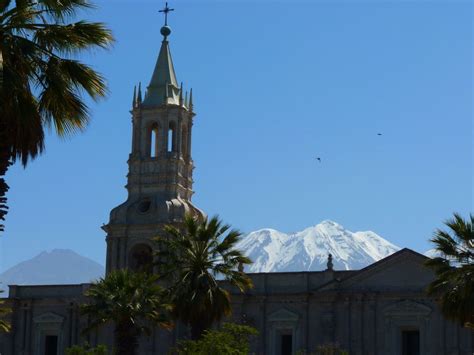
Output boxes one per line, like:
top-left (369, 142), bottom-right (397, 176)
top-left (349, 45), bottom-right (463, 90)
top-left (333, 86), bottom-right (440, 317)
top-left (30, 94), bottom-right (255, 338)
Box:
top-left (0, 249), bottom-right (104, 296)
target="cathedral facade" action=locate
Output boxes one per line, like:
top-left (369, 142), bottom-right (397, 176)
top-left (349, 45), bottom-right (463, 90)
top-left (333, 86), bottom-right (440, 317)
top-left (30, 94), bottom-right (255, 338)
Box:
top-left (1, 17), bottom-right (473, 355)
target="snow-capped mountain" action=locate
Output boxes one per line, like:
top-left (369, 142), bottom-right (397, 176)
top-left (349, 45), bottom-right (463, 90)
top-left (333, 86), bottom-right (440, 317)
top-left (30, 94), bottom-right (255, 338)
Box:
top-left (0, 223), bottom-right (402, 295)
top-left (424, 248), bottom-right (441, 258)
top-left (0, 249), bottom-right (104, 296)
top-left (237, 220), bottom-right (400, 273)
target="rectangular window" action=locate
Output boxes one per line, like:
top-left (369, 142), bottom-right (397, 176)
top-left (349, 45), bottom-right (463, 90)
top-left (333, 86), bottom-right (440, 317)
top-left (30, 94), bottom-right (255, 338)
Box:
top-left (44, 335), bottom-right (58, 355)
top-left (402, 330), bottom-right (420, 355)
top-left (281, 333), bottom-right (292, 355)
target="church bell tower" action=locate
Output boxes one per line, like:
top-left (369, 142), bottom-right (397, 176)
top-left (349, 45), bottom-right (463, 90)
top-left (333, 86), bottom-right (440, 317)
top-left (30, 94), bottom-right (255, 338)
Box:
top-left (103, 7), bottom-right (204, 273)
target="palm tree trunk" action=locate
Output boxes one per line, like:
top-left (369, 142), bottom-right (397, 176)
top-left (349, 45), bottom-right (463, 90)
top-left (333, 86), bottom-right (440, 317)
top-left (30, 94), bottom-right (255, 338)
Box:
top-left (114, 321), bottom-right (139, 355)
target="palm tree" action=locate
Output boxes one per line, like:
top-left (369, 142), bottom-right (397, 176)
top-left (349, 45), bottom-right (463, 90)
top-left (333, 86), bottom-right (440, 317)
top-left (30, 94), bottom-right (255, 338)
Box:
top-left (81, 269), bottom-right (171, 355)
top-left (0, 0), bottom-right (113, 232)
top-left (155, 215), bottom-right (253, 340)
top-left (426, 213), bottom-right (474, 328)
top-left (0, 289), bottom-right (10, 333)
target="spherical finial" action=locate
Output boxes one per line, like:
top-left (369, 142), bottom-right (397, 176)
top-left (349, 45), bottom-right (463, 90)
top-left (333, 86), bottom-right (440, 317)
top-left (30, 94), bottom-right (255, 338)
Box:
top-left (160, 25), bottom-right (171, 38)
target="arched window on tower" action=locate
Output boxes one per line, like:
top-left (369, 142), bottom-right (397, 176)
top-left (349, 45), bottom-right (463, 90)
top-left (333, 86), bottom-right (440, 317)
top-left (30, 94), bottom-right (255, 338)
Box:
top-left (150, 123), bottom-right (159, 158)
top-left (181, 124), bottom-right (188, 157)
top-left (129, 244), bottom-right (153, 273)
top-left (168, 121), bottom-right (176, 152)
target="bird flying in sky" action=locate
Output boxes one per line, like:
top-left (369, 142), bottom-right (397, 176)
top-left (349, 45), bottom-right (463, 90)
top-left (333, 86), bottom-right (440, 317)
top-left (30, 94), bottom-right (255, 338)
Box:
top-left (316, 157), bottom-right (321, 162)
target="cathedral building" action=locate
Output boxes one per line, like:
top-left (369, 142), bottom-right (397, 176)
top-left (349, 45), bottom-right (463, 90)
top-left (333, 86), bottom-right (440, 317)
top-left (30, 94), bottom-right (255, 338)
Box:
top-left (0, 11), bottom-right (473, 355)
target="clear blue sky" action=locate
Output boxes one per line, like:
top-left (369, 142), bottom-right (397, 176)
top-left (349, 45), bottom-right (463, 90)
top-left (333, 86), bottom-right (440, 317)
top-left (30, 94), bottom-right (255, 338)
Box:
top-left (1, 0), bottom-right (472, 271)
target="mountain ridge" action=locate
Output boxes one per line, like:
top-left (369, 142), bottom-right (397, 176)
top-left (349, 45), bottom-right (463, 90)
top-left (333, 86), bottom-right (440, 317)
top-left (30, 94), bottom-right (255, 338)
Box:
top-left (0, 249), bottom-right (104, 295)
top-left (237, 220), bottom-right (401, 273)
top-left (1, 221), bottom-right (435, 296)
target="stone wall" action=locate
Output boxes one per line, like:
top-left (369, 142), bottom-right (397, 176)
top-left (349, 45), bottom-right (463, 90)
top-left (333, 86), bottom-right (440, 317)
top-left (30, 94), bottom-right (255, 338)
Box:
top-left (1, 250), bottom-right (473, 354)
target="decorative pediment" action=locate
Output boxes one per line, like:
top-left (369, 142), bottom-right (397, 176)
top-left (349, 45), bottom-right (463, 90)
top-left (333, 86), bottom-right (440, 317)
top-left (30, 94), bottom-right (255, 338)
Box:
top-left (268, 308), bottom-right (299, 322)
top-left (383, 300), bottom-right (432, 317)
top-left (317, 249), bottom-right (433, 292)
top-left (33, 312), bottom-right (64, 324)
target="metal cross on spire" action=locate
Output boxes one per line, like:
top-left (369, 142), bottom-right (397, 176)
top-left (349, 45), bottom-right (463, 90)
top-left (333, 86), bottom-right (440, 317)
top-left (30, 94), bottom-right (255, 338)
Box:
top-left (159, 2), bottom-right (174, 26)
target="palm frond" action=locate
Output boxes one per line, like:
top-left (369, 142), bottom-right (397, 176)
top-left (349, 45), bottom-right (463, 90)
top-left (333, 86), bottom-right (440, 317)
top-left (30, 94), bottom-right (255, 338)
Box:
top-left (33, 21), bottom-right (113, 53)
top-left (1, 0), bottom-right (114, 165)
top-left (81, 269), bottom-right (171, 336)
top-left (426, 213), bottom-right (474, 327)
top-left (155, 214), bottom-right (253, 339)
top-left (36, 0), bottom-right (94, 21)
top-left (0, 0), bottom-right (12, 13)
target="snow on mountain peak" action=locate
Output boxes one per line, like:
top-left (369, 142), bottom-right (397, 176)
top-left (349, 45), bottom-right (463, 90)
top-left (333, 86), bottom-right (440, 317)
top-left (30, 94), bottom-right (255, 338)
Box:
top-left (237, 221), bottom-right (400, 273)
top-left (424, 248), bottom-right (441, 258)
top-left (318, 219), bottom-right (343, 228)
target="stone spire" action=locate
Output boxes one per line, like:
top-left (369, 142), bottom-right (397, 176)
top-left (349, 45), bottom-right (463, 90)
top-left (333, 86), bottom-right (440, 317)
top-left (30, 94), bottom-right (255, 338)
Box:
top-left (132, 85), bottom-right (136, 108)
top-left (137, 82), bottom-right (142, 104)
top-left (189, 88), bottom-right (193, 112)
top-left (142, 24), bottom-right (180, 106)
top-left (179, 82), bottom-right (184, 106)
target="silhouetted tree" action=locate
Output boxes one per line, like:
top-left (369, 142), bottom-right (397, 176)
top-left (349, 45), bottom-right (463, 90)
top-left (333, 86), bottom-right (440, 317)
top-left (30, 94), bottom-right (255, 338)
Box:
top-left (426, 213), bottom-right (474, 328)
top-left (173, 323), bottom-right (258, 355)
top-left (155, 215), bottom-right (253, 339)
top-left (81, 270), bottom-right (171, 355)
top-left (0, 0), bottom-right (114, 232)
